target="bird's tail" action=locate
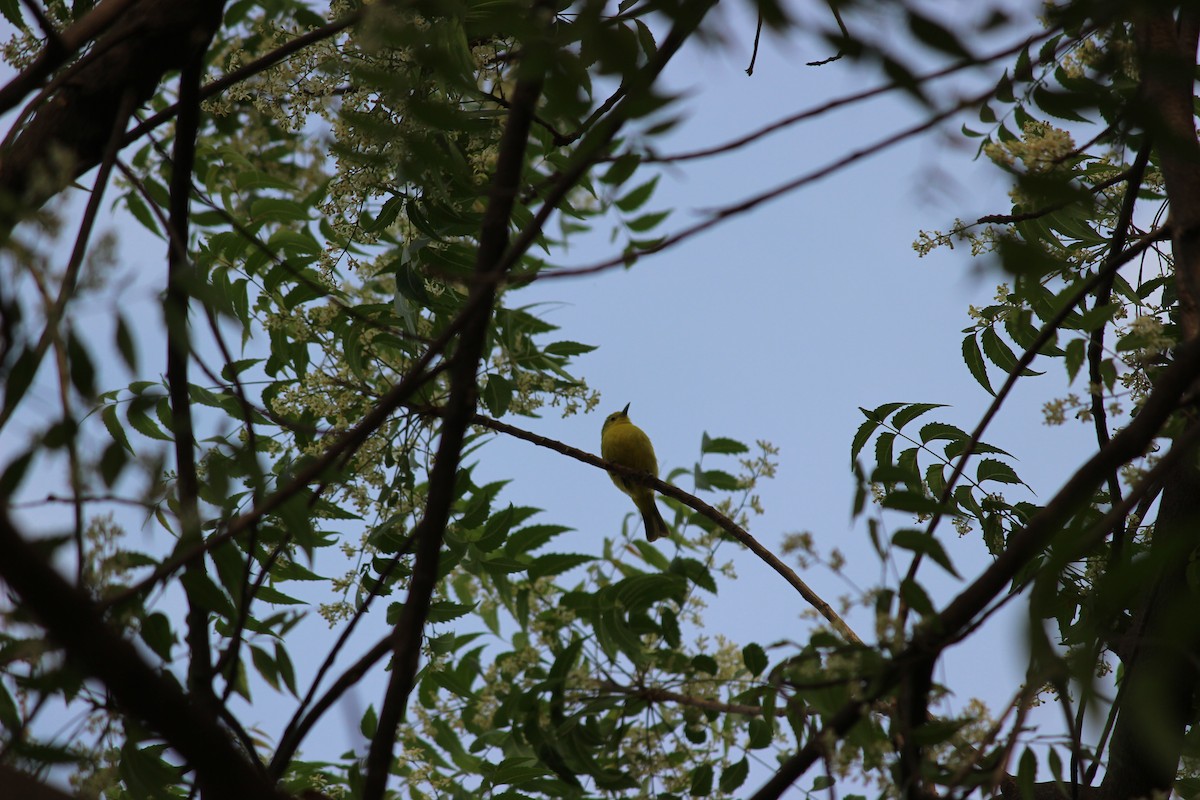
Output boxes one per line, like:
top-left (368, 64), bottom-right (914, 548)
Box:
top-left (640, 499), bottom-right (669, 542)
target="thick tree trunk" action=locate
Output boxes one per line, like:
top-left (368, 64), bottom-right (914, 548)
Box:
top-left (1100, 10), bottom-right (1200, 800)
top-left (0, 1), bottom-right (225, 220)
top-left (1100, 462), bottom-right (1200, 800)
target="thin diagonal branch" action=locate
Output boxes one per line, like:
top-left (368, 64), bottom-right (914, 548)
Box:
top-left (452, 408), bottom-right (863, 644)
top-left (0, 89), bottom-right (137, 431)
top-left (531, 88), bottom-right (991, 282)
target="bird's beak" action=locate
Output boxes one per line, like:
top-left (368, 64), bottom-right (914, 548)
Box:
top-left (621, 402), bottom-right (630, 416)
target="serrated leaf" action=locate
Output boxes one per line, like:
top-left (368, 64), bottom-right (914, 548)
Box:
top-left (919, 421), bottom-right (967, 444)
top-left (892, 403), bottom-right (947, 430)
top-left (128, 404), bottom-right (171, 441)
top-left (719, 757), bottom-right (749, 792)
top-left (102, 404), bottom-right (133, 453)
top-left (981, 327), bottom-right (1042, 377)
top-left (976, 458), bottom-right (1022, 485)
top-left (528, 553), bottom-right (596, 580)
top-left (962, 334), bottom-right (994, 395)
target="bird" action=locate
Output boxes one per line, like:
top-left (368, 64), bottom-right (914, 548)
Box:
top-left (600, 403), bottom-right (669, 542)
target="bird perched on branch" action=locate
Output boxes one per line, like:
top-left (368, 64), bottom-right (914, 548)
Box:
top-left (601, 403), bottom-right (669, 542)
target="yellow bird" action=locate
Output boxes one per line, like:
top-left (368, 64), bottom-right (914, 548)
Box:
top-left (601, 403), bottom-right (669, 542)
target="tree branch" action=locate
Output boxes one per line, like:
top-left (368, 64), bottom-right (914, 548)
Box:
top-left (1087, 142), bottom-right (1152, 555)
top-left (448, 408), bottom-right (863, 644)
top-left (0, 511), bottom-right (284, 800)
top-left (0, 0), bottom-right (226, 217)
top-left (0, 0), bottom-right (138, 116)
top-left (360, 45), bottom-right (548, 800)
top-left (165, 37), bottom-right (217, 720)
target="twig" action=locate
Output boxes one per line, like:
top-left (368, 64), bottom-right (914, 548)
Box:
top-left (123, 11), bottom-right (363, 145)
top-left (1088, 143), bottom-right (1152, 555)
top-left (531, 88), bottom-right (1001, 282)
top-left (745, 13), bottom-right (763, 76)
top-left (634, 29), bottom-right (1057, 166)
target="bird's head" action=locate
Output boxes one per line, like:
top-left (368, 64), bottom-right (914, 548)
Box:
top-left (602, 403), bottom-right (631, 431)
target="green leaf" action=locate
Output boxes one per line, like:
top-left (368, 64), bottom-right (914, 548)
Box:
top-left (1018, 747), bottom-right (1037, 800)
top-left (690, 762), bottom-right (714, 796)
top-left (2, 347), bottom-right (37, 420)
top-left (748, 716), bottom-right (772, 748)
top-left (1064, 337), bottom-right (1086, 383)
top-left (977, 458), bottom-right (1022, 485)
top-left (919, 421), bottom-right (967, 444)
top-left (528, 553), bottom-right (596, 580)
top-left (361, 705), bottom-right (378, 738)
top-left (251, 645), bottom-right (280, 691)
top-left (720, 758), bottom-right (750, 792)
top-left (128, 402), bottom-right (171, 442)
top-left (962, 335), bottom-right (994, 395)
top-left (908, 11), bottom-right (972, 59)
top-left (701, 432), bottom-right (748, 455)
top-left (892, 529), bottom-right (960, 578)
top-left (981, 327), bottom-right (1041, 377)
top-left (670, 556), bottom-right (718, 593)
top-left (615, 175), bottom-right (659, 213)
top-left (698, 468), bottom-right (738, 491)
top-left (742, 642), bottom-right (768, 676)
top-left (852, 404), bottom-right (904, 462)
top-left (900, 578), bottom-right (934, 616)
top-left (179, 571), bottom-right (236, 619)
top-left (492, 757), bottom-right (551, 785)
top-left (626, 210), bottom-right (670, 233)
top-left (102, 403), bottom-right (133, 454)
top-left (892, 403), bottom-right (947, 431)
top-left (115, 315), bottom-right (138, 371)
top-left (250, 197), bottom-right (310, 222)
top-left (1076, 302), bottom-right (1119, 333)
top-left (881, 490), bottom-right (941, 514)
top-left (601, 153), bottom-right (640, 186)
top-left (140, 613), bottom-right (175, 661)
top-left (544, 340), bottom-right (597, 357)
